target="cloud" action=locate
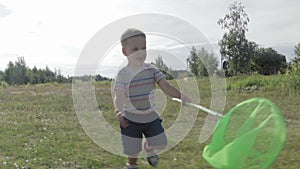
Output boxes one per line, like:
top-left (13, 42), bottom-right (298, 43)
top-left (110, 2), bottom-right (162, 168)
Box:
top-left (0, 53), bottom-right (19, 71)
top-left (0, 4), bottom-right (12, 18)
top-left (61, 45), bottom-right (82, 58)
top-left (273, 45), bottom-right (295, 62)
top-left (244, 0), bottom-right (300, 46)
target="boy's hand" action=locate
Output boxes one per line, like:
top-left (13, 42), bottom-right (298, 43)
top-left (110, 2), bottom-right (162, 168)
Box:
top-left (181, 94), bottom-right (191, 106)
top-left (116, 112), bottom-right (129, 128)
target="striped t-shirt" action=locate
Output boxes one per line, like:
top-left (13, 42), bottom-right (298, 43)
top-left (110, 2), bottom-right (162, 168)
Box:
top-left (114, 63), bottom-right (165, 123)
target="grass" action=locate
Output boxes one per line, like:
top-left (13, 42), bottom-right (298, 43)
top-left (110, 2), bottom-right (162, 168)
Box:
top-left (0, 76), bottom-right (299, 168)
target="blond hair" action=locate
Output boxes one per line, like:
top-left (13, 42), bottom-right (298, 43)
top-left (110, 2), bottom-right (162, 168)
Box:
top-left (120, 28), bottom-right (146, 47)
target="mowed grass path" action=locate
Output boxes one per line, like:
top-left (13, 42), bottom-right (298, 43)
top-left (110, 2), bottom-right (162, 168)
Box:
top-left (0, 76), bottom-right (299, 168)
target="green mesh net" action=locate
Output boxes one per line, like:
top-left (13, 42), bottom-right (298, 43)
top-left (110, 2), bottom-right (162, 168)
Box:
top-left (202, 98), bottom-right (287, 169)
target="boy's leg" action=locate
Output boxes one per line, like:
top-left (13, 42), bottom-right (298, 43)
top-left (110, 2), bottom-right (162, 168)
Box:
top-left (144, 140), bottom-right (165, 152)
top-left (143, 118), bottom-right (167, 166)
top-left (143, 118), bottom-right (167, 151)
top-left (126, 155), bottom-right (138, 169)
top-left (121, 121), bottom-right (143, 167)
top-left (143, 141), bottom-right (159, 167)
top-left (127, 156), bottom-right (138, 165)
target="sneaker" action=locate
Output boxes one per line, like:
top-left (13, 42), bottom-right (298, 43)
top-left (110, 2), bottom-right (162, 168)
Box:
top-left (147, 154), bottom-right (159, 167)
top-left (126, 163), bottom-right (138, 169)
top-left (144, 141), bottom-right (159, 167)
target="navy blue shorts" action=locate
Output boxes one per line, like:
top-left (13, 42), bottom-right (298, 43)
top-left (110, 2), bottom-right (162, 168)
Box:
top-left (120, 118), bottom-right (167, 155)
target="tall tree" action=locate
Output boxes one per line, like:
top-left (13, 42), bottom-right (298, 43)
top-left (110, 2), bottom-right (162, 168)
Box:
top-left (152, 55), bottom-right (169, 72)
top-left (187, 47), bottom-right (200, 77)
top-left (291, 42), bottom-right (300, 70)
top-left (295, 42), bottom-right (300, 57)
top-left (151, 56), bottom-right (177, 80)
top-left (4, 57), bottom-right (29, 85)
top-left (187, 47), bottom-right (218, 77)
top-left (0, 70), bottom-right (4, 81)
top-left (197, 48), bottom-right (219, 76)
top-left (218, 1), bottom-right (251, 75)
top-left (248, 41), bottom-right (259, 72)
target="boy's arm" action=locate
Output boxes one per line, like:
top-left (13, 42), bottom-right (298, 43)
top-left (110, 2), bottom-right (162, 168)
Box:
top-left (157, 78), bottom-right (191, 103)
top-left (114, 90), bottom-right (125, 113)
top-left (113, 90), bottom-right (129, 128)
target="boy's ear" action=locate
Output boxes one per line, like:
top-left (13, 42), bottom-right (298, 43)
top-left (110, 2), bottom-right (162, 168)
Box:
top-left (122, 47), bottom-right (127, 56)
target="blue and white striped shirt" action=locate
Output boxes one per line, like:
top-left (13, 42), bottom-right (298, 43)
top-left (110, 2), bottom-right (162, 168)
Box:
top-left (114, 63), bottom-right (165, 123)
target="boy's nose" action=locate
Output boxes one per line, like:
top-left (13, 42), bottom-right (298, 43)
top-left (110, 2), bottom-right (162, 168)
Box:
top-left (135, 50), bottom-right (146, 57)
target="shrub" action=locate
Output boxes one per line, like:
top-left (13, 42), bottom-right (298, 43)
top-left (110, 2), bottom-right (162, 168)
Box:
top-left (286, 67), bottom-right (300, 91)
top-left (0, 81), bottom-right (9, 88)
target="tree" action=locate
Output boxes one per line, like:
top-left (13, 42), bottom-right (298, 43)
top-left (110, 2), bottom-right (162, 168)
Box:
top-left (4, 61), bottom-right (15, 85)
top-left (152, 55), bottom-right (169, 72)
top-left (248, 41), bottom-right (259, 72)
top-left (295, 42), bottom-right (300, 57)
top-left (197, 48), bottom-right (219, 76)
top-left (218, 1), bottom-right (251, 76)
top-left (29, 66), bottom-right (40, 84)
top-left (290, 42), bottom-right (300, 71)
top-left (95, 74), bottom-right (111, 81)
top-left (254, 47), bottom-right (287, 75)
top-left (4, 57), bottom-right (29, 85)
top-left (151, 56), bottom-right (177, 80)
top-left (293, 42), bottom-right (300, 64)
top-left (0, 70), bottom-right (4, 81)
top-left (187, 47), bottom-right (200, 77)
top-left (187, 47), bottom-right (219, 77)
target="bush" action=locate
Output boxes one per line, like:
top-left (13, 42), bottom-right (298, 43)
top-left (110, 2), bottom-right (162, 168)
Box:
top-left (286, 68), bottom-right (300, 91)
top-left (0, 81), bottom-right (9, 88)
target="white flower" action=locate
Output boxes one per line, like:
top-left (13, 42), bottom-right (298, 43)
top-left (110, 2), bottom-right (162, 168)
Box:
top-left (14, 162), bottom-right (18, 167)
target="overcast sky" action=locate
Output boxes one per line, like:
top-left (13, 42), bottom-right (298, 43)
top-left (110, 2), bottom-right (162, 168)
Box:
top-left (0, 0), bottom-right (299, 78)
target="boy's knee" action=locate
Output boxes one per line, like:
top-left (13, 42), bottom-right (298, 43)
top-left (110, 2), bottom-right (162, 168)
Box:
top-left (122, 136), bottom-right (143, 156)
top-left (159, 138), bottom-right (168, 149)
top-left (152, 144), bottom-right (167, 150)
top-left (147, 133), bottom-right (168, 149)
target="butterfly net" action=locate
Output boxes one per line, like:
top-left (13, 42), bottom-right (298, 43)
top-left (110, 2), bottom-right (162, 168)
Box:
top-left (202, 98), bottom-right (287, 169)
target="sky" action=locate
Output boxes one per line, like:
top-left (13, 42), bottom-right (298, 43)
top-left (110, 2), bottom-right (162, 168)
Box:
top-left (0, 0), bottom-right (299, 78)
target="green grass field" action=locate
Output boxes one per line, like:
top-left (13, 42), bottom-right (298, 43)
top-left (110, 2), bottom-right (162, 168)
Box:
top-left (0, 75), bottom-right (299, 169)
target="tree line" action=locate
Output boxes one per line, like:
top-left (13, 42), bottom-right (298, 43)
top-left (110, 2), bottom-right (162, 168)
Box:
top-left (0, 57), bottom-right (111, 86)
top-left (0, 57), bottom-right (70, 85)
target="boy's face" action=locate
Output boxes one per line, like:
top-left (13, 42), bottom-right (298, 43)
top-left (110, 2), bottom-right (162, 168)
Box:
top-left (122, 36), bottom-right (146, 67)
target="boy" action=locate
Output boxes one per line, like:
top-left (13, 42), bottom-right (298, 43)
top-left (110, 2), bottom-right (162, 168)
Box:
top-left (113, 28), bottom-right (190, 169)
